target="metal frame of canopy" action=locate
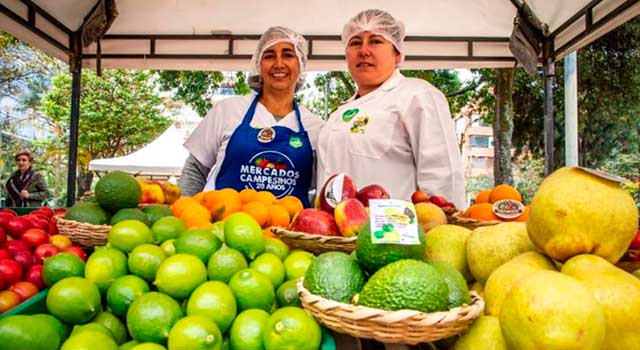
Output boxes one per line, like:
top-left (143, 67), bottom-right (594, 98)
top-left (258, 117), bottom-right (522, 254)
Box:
top-left (0, 0), bottom-right (639, 206)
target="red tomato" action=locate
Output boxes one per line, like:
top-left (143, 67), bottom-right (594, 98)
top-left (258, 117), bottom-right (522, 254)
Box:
top-left (0, 290), bottom-right (21, 313)
top-left (9, 281), bottom-right (39, 301)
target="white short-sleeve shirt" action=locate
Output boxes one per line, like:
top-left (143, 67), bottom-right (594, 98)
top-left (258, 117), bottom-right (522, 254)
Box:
top-left (184, 94), bottom-right (325, 189)
top-left (316, 70), bottom-right (465, 208)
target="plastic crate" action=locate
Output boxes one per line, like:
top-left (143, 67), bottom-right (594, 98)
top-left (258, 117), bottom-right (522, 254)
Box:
top-left (0, 289), bottom-right (48, 319)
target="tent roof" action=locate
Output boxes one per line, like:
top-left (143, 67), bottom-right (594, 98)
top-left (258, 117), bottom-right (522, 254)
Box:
top-left (1, 0), bottom-right (639, 71)
top-left (88, 124), bottom-right (191, 177)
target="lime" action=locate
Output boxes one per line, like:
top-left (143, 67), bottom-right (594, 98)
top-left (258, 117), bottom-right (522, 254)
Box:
top-left (109, 220), bottom-right (154, 253)
top-left (224, 213), bottom-right (264, 260)
top-left (263, 238), bottom-right (290, 261)
top-left (85, 246), bottom-right (129, 293)
top-left (222, 337), bottom-right (230, 350)
top-left (119, 340), bottom-right (139, 349)
top-left (160, 239), bottom-right (176, 256)
top-left (154, 254), bottom-right (207, 299)
top-left (92, 311), bottom-right (129, 345)
top-left (210, 221), bottom-right (225, 242)
top-left (228, 268), bottom-right (275, 312)
top-left (186, 281), bottom-right (237, 333)
top-left (43, 252), bottom-right (85, 286)
top-left (0, 314), bottom-right (64, 350)
top-left (229, 309), bottom-right (270, 350)
top-left (250, 253), bottom-right (285, 289)
top-left (151, 216), bottom-right (187, 243)
top-left (276, 280), bottom-right (301, 307)
top-left (60, 331), bottom-right (118, 350)
top-left (70, 323), bottom-right (113, 339)
top-left (46, 277), bottom-right (101, 324)
top-left (30, 314), bottom-right (70, 343)
top-left (130, 343), bottom-right (166, 350)
top-left (141, 204), bottom-right (174, 224)
top-left (207, 247), bottom-right (248, 283)
top-left (167, 315), bottom-right (222, 350)
top-left (106, 275), bottom-right (150, 317)
top-left (262, 307), bottom-right (321, 350)
top-left (128, 244), bottom-right (167, 282)
top-left (110, 208), bottom-right (151, 227)
top-left (283, 251), bottom-right (315, 281)
top-left (126, 292), bottom-right (183, 344)
top-left (174, 228), bottom-right (222, 263)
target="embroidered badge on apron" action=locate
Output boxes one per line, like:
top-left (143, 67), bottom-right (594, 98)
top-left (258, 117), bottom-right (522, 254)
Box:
top-left (342, 108), bottom-right (359, 122)
top-left (350, 115), bottom-right (369, 134)
top-left (257, 127), bottom-right (276, 143)
top-left (289, 136), bottom-right (302, 148)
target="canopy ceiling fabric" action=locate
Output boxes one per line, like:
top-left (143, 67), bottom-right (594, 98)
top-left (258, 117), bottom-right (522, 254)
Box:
top-left (1, 0), bottom-right (639, 71)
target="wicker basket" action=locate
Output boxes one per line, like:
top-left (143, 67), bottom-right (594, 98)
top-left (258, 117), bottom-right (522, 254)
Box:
top-left (271, 227), bottom-right (356, 255)
top-left (297, 278), bottom-right (484, 345)
top-left (448, 211), bottom-right (502, 230)
top-left (53, 215), bottom-right (111, 247)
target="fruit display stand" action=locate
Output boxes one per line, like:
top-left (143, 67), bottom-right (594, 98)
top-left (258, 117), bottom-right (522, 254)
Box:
top-left (297, 278), bottom-right (484, 345)
top-left (272, 227), bottom-right (356, 255)
top-left (0, 289), bottom-right (48, 319)
top-left (53, 215), bottom-right (110, 247)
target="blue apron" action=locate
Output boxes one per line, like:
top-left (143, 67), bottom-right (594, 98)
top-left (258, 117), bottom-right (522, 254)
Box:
top-left (215, 95), bottom-right (313, 207)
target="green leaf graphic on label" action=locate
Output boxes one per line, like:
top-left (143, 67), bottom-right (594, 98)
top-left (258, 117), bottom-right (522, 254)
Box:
top-left (374, 230), bottom-right (385, 239)
top-left (383, 224), bottom-right (394, 232)
top-left (289, 136), bottom-right (303, 148)
top-left (342, 108), bottom-right (359, 122)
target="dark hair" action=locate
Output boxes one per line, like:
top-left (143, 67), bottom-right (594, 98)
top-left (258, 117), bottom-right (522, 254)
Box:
top-left (14, 151), bottom-right (33, 162)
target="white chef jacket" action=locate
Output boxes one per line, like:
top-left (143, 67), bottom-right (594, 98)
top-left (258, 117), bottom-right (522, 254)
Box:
top-left (184, 93), bottom-right (325, 190)
top-left (316, 70), bottom-right (465, 208)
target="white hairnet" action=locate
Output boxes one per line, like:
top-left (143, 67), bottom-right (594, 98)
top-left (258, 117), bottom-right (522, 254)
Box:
top-left (248, 26), bottom-right (307, 92)
top-left (341, 9), bottom-right (406, 64)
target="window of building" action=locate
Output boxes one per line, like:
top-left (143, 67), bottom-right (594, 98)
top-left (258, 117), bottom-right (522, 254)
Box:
top-left (471, 115), bottom-right (491, 127)
top-left (470, 135), bottom-right (493, 148)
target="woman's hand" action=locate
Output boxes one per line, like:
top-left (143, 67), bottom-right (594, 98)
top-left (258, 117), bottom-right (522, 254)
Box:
top-left (20, 190), bottom-right (29, 199)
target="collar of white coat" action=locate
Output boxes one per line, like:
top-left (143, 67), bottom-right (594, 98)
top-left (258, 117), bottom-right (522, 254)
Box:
top-left (349, 69), bottom-right (403, 102)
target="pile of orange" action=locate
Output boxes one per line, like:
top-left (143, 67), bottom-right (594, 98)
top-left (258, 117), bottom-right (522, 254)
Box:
top-left (463, 184), bottom-right (529, 222)
top-left (172, 188), bottom-right (304, 233)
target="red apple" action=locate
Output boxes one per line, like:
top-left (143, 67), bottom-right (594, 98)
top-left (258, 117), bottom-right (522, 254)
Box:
top-left (334, 198), bottom-right (369, 237)
top-left (428, 195), bottom-right (449, 208)
top-left (629, 229), bottom-right (640, 250)
top-left (0, 209), bottom-right (16, 217)
top-left (3, 240), bottom-right (30, 256)
top-left (411, 190), bottom-right (429, 204)
top-left (48, 220), bottom-right (59, 236)
top-left (54, 208), bottom-right (66, 216)
top-left (0, 227), bottom-right (6, 246)
top-left (0, 213), bottom-right (13, 231)
top-left (33, 244), bottom-right (59, 263)
top-left (356, 184), bottom-right (390, 207)
top-left (319, 174), bottom-right (358, 215)
top-left (33, 207), bottom-right (54, 219)
top-left (5, 217), bottom-right (32, 238)
top-left (0, 274), bottom-right (3, 290)
top-left (20, 229), bottom-right (50, 248)
top-left (291, 209), bottom-right (339, 236)
top-left (23, 215), bottom-right (49, 233)
top-left (9, 281), bottom-right (39, 301)
top-left (0, 258), bottom-right (23, 285)
top-left (64, 246), bottom-right (86, 261)
top-left (13, 250), bottom-right (35, 270)
top-left (25, 264), bottom-right (44, 289)
top-left (0, 248), bottom-right (10, 260)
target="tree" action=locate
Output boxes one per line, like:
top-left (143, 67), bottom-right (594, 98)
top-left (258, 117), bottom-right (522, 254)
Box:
top-left (493, 68), bottom-right (515, 185)
top-left (39, 70), bottom-right (171, 199)
top-left (155, 71), bottom-right (251, 117)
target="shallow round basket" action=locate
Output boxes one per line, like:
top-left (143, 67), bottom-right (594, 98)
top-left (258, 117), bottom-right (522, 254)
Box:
top-left (448, 211), bottom-right (502, 230)
top-left (271, 227), bottom-right (356, 255)
top-left (53, 215), bottom-right (111, 247)
top-left (297, 278), bottom-right (484, 345)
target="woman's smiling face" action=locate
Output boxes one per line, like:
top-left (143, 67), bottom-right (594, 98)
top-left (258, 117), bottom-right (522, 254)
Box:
top-left (260, 42), bottom-right (300, 94)
top-left (346, 31), bottom-right (400, 96)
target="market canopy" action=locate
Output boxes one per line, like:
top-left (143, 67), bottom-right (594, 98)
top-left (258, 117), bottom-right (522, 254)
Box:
top-left (1, 0), bottom-right (639, 71)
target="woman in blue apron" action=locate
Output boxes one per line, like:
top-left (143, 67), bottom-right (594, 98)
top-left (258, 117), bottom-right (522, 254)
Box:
top-left (181, 27), bottom-right (324, 207)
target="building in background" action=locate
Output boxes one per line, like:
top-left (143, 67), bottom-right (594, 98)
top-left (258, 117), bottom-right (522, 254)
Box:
top-left (456, 111), bottom-right (494, 177)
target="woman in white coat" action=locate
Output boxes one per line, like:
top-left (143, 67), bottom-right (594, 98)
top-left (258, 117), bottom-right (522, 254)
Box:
top-left (316, 9), bottom-right (465, 208)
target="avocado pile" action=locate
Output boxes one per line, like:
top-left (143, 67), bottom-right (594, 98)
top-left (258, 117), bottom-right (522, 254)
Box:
top-left (303, 222), bottom-right (471, 313)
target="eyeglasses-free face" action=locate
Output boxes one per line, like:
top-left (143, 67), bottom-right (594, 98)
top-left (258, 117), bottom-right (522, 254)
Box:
top-left (16, 158), bottom-right (30, 162)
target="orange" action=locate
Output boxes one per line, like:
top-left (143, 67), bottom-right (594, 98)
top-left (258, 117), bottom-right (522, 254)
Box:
top-left (474, 189), bottom-right (492, 204)
top-left (254, 191), bottom-right (277, 206)
top-left (180, 203), bottom-right (212, 223)
top-left (193, 191), bottom-right (207, 204)
top-left (267, 205), bottom-right (290, 228)
top-left (262, 226), bottom-right (277, 239)
top-left (171, 197), bottom-right (200, 217)
top-left (239, 189), bottom-right (259, 204)
top-left (489, 184), bottom-right (522, 203)
top-left (207, 188), bottom-right (242, 221)
top-left (184, 217), bottom-right (213, 229)
top-left (276, 196), bottom-right (304, 218)
top-left (200, 191), bottom-right (219, 210)
top-left (242, 201), bottom-right (269, 227)
top-left (507, 205), bottom-right (530, 222)
top-left (466, 203), bottom-right (500, 221)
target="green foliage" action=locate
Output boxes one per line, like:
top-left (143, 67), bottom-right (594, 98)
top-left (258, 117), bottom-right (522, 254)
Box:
top-left (465, 175), bottom-right (494, 202)
top-left (513, 157), bottom-right (545, 205)
top-left (39, 69), bottom-right (170, 173)
top-left (155, 71), bottom-right (224, 117)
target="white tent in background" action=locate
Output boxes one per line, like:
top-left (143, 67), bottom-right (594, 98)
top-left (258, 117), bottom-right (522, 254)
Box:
top-left (88, 124), bottom-right (193, 178)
